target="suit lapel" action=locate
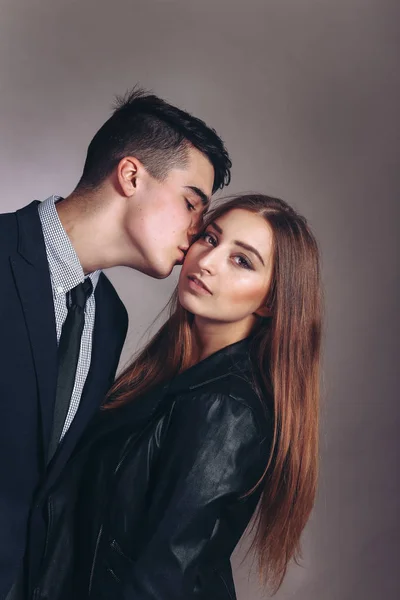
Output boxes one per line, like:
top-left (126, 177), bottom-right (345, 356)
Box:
top-left (10, 202), bottom-right (58, 465)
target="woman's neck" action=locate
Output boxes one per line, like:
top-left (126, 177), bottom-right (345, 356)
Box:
top-left (190, 316), bottom-right (255, 364)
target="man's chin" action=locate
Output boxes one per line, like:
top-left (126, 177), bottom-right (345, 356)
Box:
top-left (146, 263), bottom-right (175, 280)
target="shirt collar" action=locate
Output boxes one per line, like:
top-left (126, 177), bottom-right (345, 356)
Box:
top-left (38, 195), bottom-right (101, 297)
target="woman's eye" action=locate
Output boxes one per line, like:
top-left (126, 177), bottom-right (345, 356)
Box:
top-left (185, 198), bottom-right (196, 212)
top-left (199, 231), bottom-right (217, 246)
top-left (234, 255), bottom-right (252, 270)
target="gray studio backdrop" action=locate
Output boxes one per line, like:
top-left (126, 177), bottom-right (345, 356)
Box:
top-left (0, 1), bottom-right (399, 598)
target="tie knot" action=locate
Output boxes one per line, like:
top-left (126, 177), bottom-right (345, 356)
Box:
top-left (70, 278), bottom-right (93, 309)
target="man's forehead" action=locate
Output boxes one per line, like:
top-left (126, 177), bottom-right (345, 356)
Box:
top-left (185, 147), bottom-right (215, 194)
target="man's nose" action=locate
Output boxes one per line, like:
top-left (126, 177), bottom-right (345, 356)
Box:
top-left (190, 206), bottom-right (209, 234)
top-left (187, 222), bottom-right (202, 246)
top-left (188, 218), bottom-right (201, 237)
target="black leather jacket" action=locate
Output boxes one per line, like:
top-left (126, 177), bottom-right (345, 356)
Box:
top-left (30, 339), bottom-right (273, 600)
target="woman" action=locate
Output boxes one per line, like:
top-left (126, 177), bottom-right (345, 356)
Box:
top-left (29, 193), bottom-right (322, 599)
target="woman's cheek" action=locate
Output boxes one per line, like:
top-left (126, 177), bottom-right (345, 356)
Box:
top-left (228, 280), bottom-right (266, 310)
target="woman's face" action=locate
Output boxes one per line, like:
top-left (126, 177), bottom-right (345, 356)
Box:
top-left (178, 208), bottom-right (274, 328)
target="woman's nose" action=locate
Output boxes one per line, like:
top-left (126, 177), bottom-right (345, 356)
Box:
top-left (197, 248), bottom-right (217, 274)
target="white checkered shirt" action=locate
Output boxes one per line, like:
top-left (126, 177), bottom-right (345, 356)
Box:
top-left (38, 195), bottom-right (101, 440)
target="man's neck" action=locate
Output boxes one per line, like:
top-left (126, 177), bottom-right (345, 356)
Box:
top-left (56, 191), bottom-right (128, 274)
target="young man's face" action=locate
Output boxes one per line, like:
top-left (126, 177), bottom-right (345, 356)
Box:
top-left (125, 146), bottom-right (214, 278)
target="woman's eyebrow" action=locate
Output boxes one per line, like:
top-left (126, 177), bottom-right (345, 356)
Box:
top-left (210, 222), bottom-right (223, 233)
top-left (234, 241), bottom-right (265, 266)
top-left (209, 222), bottom-right (265, 266)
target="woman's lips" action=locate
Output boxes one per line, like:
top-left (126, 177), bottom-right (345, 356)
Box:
top-left (187, 275), bottom-right (212, 295)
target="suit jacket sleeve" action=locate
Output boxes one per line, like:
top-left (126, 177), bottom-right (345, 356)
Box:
top-left (122, 392), bottom-right (269, 600)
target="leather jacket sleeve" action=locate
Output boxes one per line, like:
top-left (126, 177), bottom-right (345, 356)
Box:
top-left (120, 391), bottom-right (268, 600)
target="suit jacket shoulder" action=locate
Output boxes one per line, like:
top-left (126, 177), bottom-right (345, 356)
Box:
top-left (0, 210), bottom-right (18, 252)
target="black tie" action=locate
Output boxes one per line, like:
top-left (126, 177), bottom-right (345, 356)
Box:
top-left (47, 278), bottom-right (93, 462)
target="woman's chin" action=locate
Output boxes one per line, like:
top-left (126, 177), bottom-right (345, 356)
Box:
top-left (178, 289), bottom-right (206, 318)
top-left (178, 290), bottom-right (197, 314)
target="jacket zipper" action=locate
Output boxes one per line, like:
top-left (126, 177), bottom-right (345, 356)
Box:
top-left (43, 496), bottom-right (53, 560)
top-left (215, 569), bottom-right (235, 600)
top-left (32, 586), bottom-right (41, 600)
top-left (88, 418), bottom-right (164, 594)
top-left (88, 524), bottom-right (103, 596)
top-left (110, 539), bottom-right (133, 563)
top-left (113, 435), bottom-right (134, 476)
top-left (87, 437), bottom-right (133, 595)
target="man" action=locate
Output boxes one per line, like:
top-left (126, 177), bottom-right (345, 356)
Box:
top-left (0, 87), bottom-right (231, 599)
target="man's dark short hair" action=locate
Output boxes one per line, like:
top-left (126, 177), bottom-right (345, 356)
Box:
top-left (76, 87), bottom-right (231, 194)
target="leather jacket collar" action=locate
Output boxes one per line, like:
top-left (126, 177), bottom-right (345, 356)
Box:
top-left (165, 337), bottom-right (252, 395)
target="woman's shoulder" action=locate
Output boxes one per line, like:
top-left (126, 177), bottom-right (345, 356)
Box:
top-left (160, 339), bottom-right (273, 443)
top-left (169, 362), bottom-right (273, 445)
top-left (183, 371), bottom-right (270, 423)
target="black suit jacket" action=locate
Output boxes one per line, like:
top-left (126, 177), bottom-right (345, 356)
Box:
top-left (0, 201), bottom-right (128, 600)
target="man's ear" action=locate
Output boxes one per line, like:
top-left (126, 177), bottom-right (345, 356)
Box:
top-left (116, 156), bottom-right (140, 197)
top-left (254, 304), bottom-right (272, 318)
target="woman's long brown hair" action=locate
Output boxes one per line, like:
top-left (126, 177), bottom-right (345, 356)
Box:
top-left (105, 194), bottom-right (322, 593)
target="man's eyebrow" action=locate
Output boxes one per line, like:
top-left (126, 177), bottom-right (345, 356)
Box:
top-left (209, 222), bottom-right (265, 266)
top-left (185, 186), bottom-right (210, 206)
